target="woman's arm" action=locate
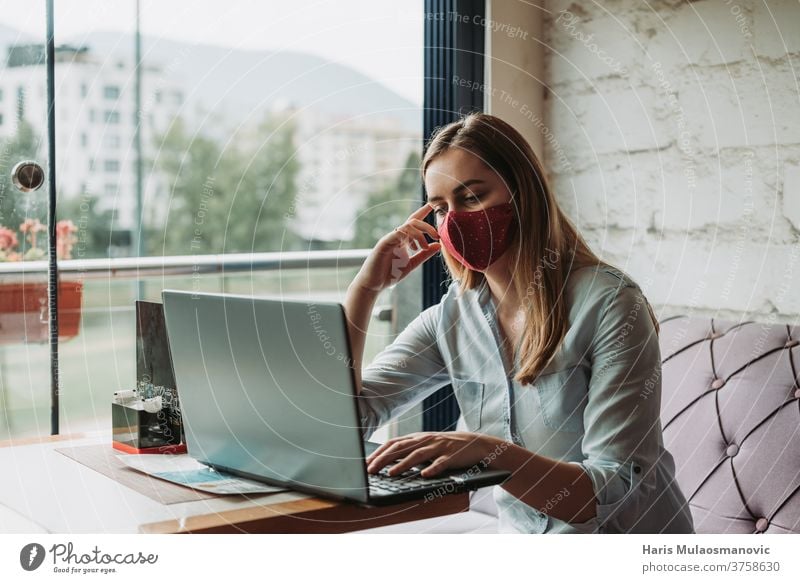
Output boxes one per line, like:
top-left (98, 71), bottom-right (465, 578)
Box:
top-left (495, 281), bottom-right (663, 527)
top-left (343, 281), bottom-right (380, 395)
top-left (490, 441), bottom-right (598, 524)
top-left (344, 202), bottom-right (442, 395)
top-left (366, 430), bottom-right (597, 523)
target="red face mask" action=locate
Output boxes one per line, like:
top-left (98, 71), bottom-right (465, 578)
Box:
top-left (437, 201), bottom-right (516, 271)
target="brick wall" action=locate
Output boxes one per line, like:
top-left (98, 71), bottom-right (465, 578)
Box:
top-left (542, 0), bottom-right (800, 321)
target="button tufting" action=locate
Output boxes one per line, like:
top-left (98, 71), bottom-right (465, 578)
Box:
top-left (633, 465), bottom-right (642, 474)
top-left (794, 388), bottom-right (800, 399)
top-left (711, 378), bottom-right (725, 389)
top-left (755, 517), bottom-right (769, 532)
top-left (786, 339), bottom-right (800, 348)
top-left (708, 332), bottom-right (722, 340)
top-left (726, 444), bottom-right (739, 457)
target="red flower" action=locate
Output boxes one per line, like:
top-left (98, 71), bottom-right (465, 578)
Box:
top-left (0, 226), bottom-right (18, 251)
top-left (56, 220), bottom-right (78, 259)
top-left (20, 218), bottom-right (46, 249)
top-left (19, 218), bottom-right (46, 234)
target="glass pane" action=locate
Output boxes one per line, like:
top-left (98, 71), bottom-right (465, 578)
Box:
top-left (0, 269), bottom-right (394, 439)
top-left (51, 0), bottom-right (423, 257)
top-left (0, 4), bottom-right (52, 439)
top-left (0, 1), bottom-right (423, 440)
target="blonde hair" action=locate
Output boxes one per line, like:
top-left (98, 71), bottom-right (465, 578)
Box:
top-left (421, 112), bottom-right (659, 385)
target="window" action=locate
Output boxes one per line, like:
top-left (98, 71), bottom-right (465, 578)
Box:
top-left (4, 0), bottom-right (423, 444)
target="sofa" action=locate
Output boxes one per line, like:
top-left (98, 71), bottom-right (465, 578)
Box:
top-left (355, 316), bottom-right (800, 533)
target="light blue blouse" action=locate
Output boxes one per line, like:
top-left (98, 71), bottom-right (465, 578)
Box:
top-left (356, 264), bottom-right (695, 534)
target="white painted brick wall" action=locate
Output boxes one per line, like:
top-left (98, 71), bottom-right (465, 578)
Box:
top-left (784, 163), bottom-right (800, 231)
top-left (542, 0), bottom-right (800, 321)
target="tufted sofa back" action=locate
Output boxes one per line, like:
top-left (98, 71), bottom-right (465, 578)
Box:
top-left (659, 316), bottom-right (800, 534)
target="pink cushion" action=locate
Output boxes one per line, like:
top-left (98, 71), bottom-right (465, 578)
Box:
top-left (659, 316), bottom-right (800, 534)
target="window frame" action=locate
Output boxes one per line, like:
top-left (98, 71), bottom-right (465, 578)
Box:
top-left (421, 0), bottom-right (486, 432)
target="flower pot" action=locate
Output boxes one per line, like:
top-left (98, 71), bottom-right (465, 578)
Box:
top-left (0, 280), bottom-right (84, 345)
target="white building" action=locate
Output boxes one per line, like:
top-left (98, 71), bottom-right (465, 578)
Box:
top-left (0, 43), bottom-right (183, 233)
top-left (282, 105), bottom-right (421, 242)
top-left (1, 43), bottom-right (421, 246)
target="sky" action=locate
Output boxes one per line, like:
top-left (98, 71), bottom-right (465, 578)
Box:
top-left (0, 0), bottom-right (424, 105)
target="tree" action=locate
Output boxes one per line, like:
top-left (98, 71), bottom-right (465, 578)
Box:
top-left (150, 113), bottom-right (301, 256)
top-left (352, 150), bottom-right (422, 248)
top-left (56, 192), bottom-right (114, 259)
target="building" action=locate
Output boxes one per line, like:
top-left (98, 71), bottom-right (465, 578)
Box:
top-left (1, 42), bottom-right (420, 248)
top-left (282, 104), bottom-right (421, 243)
top-left (0, 43), bottom-right (183, 236)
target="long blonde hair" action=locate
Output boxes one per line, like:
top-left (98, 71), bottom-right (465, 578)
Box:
top-left (421, 112), bottom-right (659, 385)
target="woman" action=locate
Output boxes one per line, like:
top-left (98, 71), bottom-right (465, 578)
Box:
top-left (343, 112), bottom-right (694, 534)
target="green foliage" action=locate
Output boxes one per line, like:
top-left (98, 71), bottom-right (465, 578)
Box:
top-left (1, 114), bottom-right (420, 260)
top-left (57, 193), bottom-right (114, 259)
top-left (150, 113), bottom-right (302, 255)
top-left (352, 150), bottom-right (422, 248)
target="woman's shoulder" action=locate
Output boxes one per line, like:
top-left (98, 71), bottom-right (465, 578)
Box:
top-left (568, 263), bottom-right (642, 299)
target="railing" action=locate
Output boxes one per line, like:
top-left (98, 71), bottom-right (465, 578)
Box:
top-left (0, 249), bottom-right (372, 279)
top-left (0, 250), bottom-right (398, 441)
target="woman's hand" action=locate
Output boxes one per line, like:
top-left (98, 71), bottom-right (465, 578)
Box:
top-left (351, 203), bottom-right (441, 293)
top-left (366, 431), bottom-right (506, 478)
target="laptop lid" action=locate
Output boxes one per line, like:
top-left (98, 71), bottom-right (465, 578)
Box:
top-left (161, 289), bottom-right (369, 503)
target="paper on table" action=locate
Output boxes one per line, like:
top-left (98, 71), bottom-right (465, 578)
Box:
top-left (117, 454), bottom-right (288, 495)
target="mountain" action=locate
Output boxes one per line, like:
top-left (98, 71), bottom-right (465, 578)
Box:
top-left (0, 23), bottom-right (33, 48)
top-left (63, 30), bottom-right (421, 131)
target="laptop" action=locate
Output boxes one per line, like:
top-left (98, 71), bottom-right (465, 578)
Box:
top-left (161, 289), bottom-right (510, 506)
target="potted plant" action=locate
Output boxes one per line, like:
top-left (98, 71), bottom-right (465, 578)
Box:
top-left (0, 218), bottom-right (83, 345)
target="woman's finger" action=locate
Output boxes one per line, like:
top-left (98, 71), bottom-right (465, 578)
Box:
top-left (408, 218), bottom-right (440, 241)
top-left (395, 224), bottom-right (429, 253)
top-left (366, 434), bottom-right (435, 472)
top-left (408, 201), bottom-right (434, 222)
top-left (366, 439), bottom-right (418, 469)
top-left (385, 445), bottom-right (440, 476)
top-left (420, 455), bottom-right (451, 478)
top-left (405, 242), bottom-right (441, 272)
top-left (366, 444), bottom-right (418, 473)
top-left (365, 436), bottom-right (406, 464)
top-left (365, 432), bottom-right (431, 463)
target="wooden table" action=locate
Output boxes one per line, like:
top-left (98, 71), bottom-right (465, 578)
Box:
top-left (0, 432), bottom-right (469, 534)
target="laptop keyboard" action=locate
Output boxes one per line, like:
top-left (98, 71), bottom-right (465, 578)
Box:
top-left (367, 465), bottom-right (459, 495)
